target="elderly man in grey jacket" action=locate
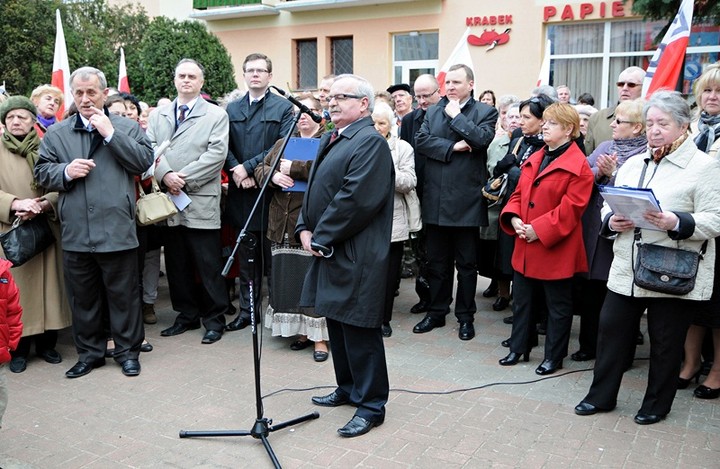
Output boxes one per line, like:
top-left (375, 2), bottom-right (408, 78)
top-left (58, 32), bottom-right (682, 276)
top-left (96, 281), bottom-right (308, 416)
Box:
top-left (147, 58), bottom-right (230, 345)
top-left (35, 66), bottom-right (153, 378)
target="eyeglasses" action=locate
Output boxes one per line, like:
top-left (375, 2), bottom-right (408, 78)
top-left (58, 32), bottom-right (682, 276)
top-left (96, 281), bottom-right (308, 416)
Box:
top-left (616, 82), bottom-right (641, 88)
top-left (415, 89), bottom-right (438, 101)
top-left (614, 118), bottom-right (637, 125)
top-left (244, 68), bottom-right (269, 75)
top-left (325, 93), bottom-right (363, 103)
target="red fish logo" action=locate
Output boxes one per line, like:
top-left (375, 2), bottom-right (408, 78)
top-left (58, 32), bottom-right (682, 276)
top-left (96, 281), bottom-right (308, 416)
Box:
top-left (468, 28), bottom-right (511, 51)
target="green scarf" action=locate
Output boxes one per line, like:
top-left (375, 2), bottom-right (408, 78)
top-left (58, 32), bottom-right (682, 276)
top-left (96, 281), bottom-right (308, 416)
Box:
top-left (2, 128), bottom-right (41, 189)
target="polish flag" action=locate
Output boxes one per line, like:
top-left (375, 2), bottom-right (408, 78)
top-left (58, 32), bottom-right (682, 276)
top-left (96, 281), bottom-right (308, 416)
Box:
top-left (437, 28), bottom-right (474, 96)
top-left (118, 47), bottom-right (131, 93)
top-left (642, 0), bottom-right (694, 97)
top-left (51, 9), bottom-right (72, 120)
top-left (536, 40), bottom-right (552, 87)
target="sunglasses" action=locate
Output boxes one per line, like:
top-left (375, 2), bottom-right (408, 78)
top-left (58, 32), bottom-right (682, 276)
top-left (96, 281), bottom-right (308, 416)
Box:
top-left (616, 82), bottom-right (641, 88)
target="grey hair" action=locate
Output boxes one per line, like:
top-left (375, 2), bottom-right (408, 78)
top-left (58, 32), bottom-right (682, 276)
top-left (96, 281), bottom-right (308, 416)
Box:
top-left (371, 101), bottom-right (394, 124)
top-left (70, 67), bottom-right (107, 90)
top-left (335, 74), bottom-right (375, 112)
top-left (175, 58), bottom-right (206, 79)
top-left (643, 90), bottom-right (691, 127)
top-left (497, 94), bottom-right (520, 111)
top-left (532, 85), bottom-right (558, 100)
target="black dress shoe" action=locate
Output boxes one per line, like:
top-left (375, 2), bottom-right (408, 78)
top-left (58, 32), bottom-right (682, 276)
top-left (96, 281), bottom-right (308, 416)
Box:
top-left (66, 358), bottom-right (106, 378)
top-left (311, 391), bottom-right (350, 407)
top-left (574, 401), bottom-right (609, 416)
top-left (9, 356), bottom-right (27, 373)
top-left (38, 349), bottom-right (62, 364)
top-left (694, 384), bottom-right (720, 399)
top-left (161, 322), bottom-right (200, 337)
top-left (381, 323), bottom-right (392, 338)
top-left (290, 339), bottom-right (312, 350)
top-left (413, 315), bottom-right (445, 333)
top-left (634, 413), bottom-right (665, 425)
top-left (140, 342), bottom-right (153, 353)
top-left (458, 321), bottom-right (475, 341)
top-left (337, 415), bottom-right (382, 438)
top-left (201, 330), bottom-right (223, 344)
top-left (313, 350), bottom-right (329, 362)
top-left (502, 315), bottom-right (513, 324)
top-left (120, 359), bottom-right (141, 377)
top-left (225, 315), bottom-right (251, 331)
top-left (499, 351), bottom-right (529, 366)
top-left (410, 300), bottom-right (429, 314)
top-left (493, 296), bottom-right (510, 311)
top-left (570, 351), bottom-right (595, 362)
top-left (535, 359), bottom-right (563, 375)
top-left (482, 282), bottom-right (499, 298)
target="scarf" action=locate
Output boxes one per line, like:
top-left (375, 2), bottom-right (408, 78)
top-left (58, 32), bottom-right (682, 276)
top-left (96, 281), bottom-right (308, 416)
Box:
top-left (695, 111), bottom-right (720, 154)
top-left (36, 114), bottom-right (56, 130)
top-left (649, 132), bottom-right (688, 163)
top-left (1, 129), bottom-right (41, 189)
top-left (609, 134), bottom-right (648, 168)
top-left (519, 134), bottom-right (544, 164)
top-left (539, 140), bottom-right (572, 173)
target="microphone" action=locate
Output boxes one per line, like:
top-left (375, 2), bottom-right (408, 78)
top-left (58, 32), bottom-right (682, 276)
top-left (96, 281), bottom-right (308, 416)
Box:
top-left (270, 86), bottom-right (323, 123)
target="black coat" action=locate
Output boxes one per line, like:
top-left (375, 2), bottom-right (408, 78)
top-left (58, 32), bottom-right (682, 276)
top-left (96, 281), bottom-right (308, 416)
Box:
top-left (400, 107), bottom-right (427, 198)
top-left (224, 92), bottom-right (294, 231)
top-left (415, 96), bottom-right (497, 227)
top-left (296, 117), bottom-right (394, 328)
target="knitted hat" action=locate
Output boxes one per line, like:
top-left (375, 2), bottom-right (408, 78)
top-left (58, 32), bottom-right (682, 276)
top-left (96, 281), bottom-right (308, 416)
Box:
top-left (0, 96), bottom-right (38, 125)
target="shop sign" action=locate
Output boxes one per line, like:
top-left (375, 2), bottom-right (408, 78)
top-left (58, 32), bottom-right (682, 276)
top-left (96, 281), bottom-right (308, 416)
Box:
top-left (543, 2), bottom-right (626, 22)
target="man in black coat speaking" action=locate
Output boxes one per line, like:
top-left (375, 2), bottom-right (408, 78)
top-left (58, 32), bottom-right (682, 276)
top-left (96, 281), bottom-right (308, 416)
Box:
top-left (296, 74), bottom-right (394, 438)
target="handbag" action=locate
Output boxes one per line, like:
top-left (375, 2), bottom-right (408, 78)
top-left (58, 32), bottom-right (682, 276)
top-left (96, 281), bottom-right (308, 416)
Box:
top-left (403, 189), bottom-right (422, 233)
top-left (0, 215), bottom-right (56, 267)
top-left (482, 173), bottom-right (508, 207)
top-left (633, 240), bottom-right (706, 295)
top-left (136, 179), bottom-right (178, 226)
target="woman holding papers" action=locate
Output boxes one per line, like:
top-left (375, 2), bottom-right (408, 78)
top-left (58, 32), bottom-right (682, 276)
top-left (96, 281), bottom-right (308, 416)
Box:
top-left (255, 95), bottom-right (329, 362)
top-left (575, 91), bottom-right (720, 425)
top-left (499, 103), bottom-right (593, 375)
top-left (572, 99), bottom-right (647, 362)
top-left (678, 64), bottom-right (720, 399)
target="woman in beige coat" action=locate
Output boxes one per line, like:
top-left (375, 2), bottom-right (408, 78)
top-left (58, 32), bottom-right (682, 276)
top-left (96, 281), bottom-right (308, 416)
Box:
top-left (0, 96), bottom-right (71, 373)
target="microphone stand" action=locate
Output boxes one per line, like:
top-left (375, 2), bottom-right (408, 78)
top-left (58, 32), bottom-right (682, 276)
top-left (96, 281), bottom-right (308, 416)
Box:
top-left (179, 104), bottom-right (319, 469)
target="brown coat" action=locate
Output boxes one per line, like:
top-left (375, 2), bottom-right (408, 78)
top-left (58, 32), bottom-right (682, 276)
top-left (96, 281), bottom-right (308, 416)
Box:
top-left (0, 143), bottom-right (71, 336)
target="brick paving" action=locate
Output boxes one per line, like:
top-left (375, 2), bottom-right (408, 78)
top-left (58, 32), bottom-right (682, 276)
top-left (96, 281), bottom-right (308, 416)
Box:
top-left (1, 273), bottom-right (719, 468)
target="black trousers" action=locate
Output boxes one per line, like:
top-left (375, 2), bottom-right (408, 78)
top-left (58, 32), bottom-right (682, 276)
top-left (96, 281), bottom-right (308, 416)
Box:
top-left (573, 278), bottom-right (607, 356)
top-left (409, 229), bottom-right (430, 303)
top-left (425, 224), bottom-right (478, 322)
top-left (583, 291), bottom-right (692, 416)
top-left (164, 226), bottom-right (227, 332)
top-left (382, 241), bottom-right (404, 324)
top-left (63, 249), bottom-right (142, 363)
top-left (236, 230), bottom-right (272, 320)
top-left (12, 331), bottom-right (58, 359)
top-left (510, 273), bottom-right (573, 360)
top-left (327, 318), bottom-right (389, 422)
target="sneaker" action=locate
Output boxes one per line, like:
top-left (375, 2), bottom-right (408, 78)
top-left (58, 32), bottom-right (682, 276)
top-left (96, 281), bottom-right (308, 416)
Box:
top-left (143, 303), bottom-right (157, 324)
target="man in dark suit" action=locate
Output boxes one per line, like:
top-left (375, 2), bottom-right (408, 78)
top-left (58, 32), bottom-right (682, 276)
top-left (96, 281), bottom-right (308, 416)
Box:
top-left (399, 74), bottom-right (441, 315)
top-left (224, 53), bottom-right (295, 332)
top-left (297, 74), bottom-right (394, 438)
top-left (35, 66), bottom-right (153, 378)
top-left (147, 58), bottom-right (230, 344)
top-left (412, 64), bottom-right (498, 341)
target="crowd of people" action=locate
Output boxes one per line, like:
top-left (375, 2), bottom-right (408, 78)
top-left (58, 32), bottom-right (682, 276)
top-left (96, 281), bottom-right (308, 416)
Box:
top-left (0, 53), bottom-right (719, 435)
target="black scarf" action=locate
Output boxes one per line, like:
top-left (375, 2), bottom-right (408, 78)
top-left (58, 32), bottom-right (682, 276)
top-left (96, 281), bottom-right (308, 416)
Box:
top-left (519, 134), bottom-right (544, 163)
top-left (539, 140), bottom-right (572, 173)
top-left (695, 111), bottom-right (720, 154)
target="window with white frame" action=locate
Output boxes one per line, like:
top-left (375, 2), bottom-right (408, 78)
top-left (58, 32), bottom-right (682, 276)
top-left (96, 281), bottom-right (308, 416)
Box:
top-left (392, 31), bottom-right (438, 87)
top-left (548, 20), bottom-right (720, 108)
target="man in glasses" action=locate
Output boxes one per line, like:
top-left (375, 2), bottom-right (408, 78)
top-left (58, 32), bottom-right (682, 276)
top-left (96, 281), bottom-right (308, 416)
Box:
top-left (585, 66), bottom-right (646, 154)
top-left (399, 74), bottom-right (441, 315)
top-left (224, 53), bottom-right (295, 332)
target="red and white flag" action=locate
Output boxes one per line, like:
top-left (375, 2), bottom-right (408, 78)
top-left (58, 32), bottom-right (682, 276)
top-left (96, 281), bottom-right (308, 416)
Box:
top-left (51, 9), bottom-right (71, 120)
top-left (642, 0), bottom-right (694, 97)
top-left (537, 40), bottom-right (552, 87)
top-left (437, 28), bottom-right (474, 96)
top-left (118, 47), bottom-right (131, 93)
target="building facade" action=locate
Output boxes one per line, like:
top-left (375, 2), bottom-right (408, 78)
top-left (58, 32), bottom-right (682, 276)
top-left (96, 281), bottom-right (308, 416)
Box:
top-left (118, 0), bottom-right (720, 107)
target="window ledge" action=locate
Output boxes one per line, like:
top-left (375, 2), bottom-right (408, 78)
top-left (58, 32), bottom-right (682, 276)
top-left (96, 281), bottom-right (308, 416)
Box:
top-left (190, 4), bottom-right (279, 20)
top-left (275, 0), bottom-right (416, 12)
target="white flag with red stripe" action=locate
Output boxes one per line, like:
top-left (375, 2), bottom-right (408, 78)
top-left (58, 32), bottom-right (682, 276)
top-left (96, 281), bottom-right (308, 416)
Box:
top-left (118, 47), bottom-right (131, 93)
top-left (642, 0), bottom-right (694, 97)
top-left (51, 9), bottom-right (71, 120)
top-left (537, 40), bottom-right (552, 87)
top-left (437, 28), bottom-right (474, 96)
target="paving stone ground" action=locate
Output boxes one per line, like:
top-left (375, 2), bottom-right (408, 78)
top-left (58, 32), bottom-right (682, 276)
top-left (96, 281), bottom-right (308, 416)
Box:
top-left (0, 273), bottom-right (718, 468)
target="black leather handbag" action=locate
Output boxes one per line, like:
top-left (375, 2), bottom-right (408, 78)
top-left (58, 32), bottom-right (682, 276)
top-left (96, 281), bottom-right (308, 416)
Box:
top-left (633, 239), bottom-right (706, 295)
top-left (0, 215), bottom-right (56, 267)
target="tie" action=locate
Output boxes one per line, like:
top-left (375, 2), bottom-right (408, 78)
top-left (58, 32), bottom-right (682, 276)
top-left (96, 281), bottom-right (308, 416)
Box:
top-left (329, 130), bottom-right (338, 144)
top-left (178, 104), bottom-right (189, 125)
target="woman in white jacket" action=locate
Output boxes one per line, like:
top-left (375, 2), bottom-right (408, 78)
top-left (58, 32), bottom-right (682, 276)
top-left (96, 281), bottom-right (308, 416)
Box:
top-left (372, 102), bottom-right (417, 338)
top-left (575, 91), bottom-right (720, 425)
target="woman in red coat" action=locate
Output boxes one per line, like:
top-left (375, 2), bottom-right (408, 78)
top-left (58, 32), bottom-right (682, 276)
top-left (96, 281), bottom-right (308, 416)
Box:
top-left (499, 103), bottom-right (594, 375)
top-left (0, 258), bottom-right (24, 427)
